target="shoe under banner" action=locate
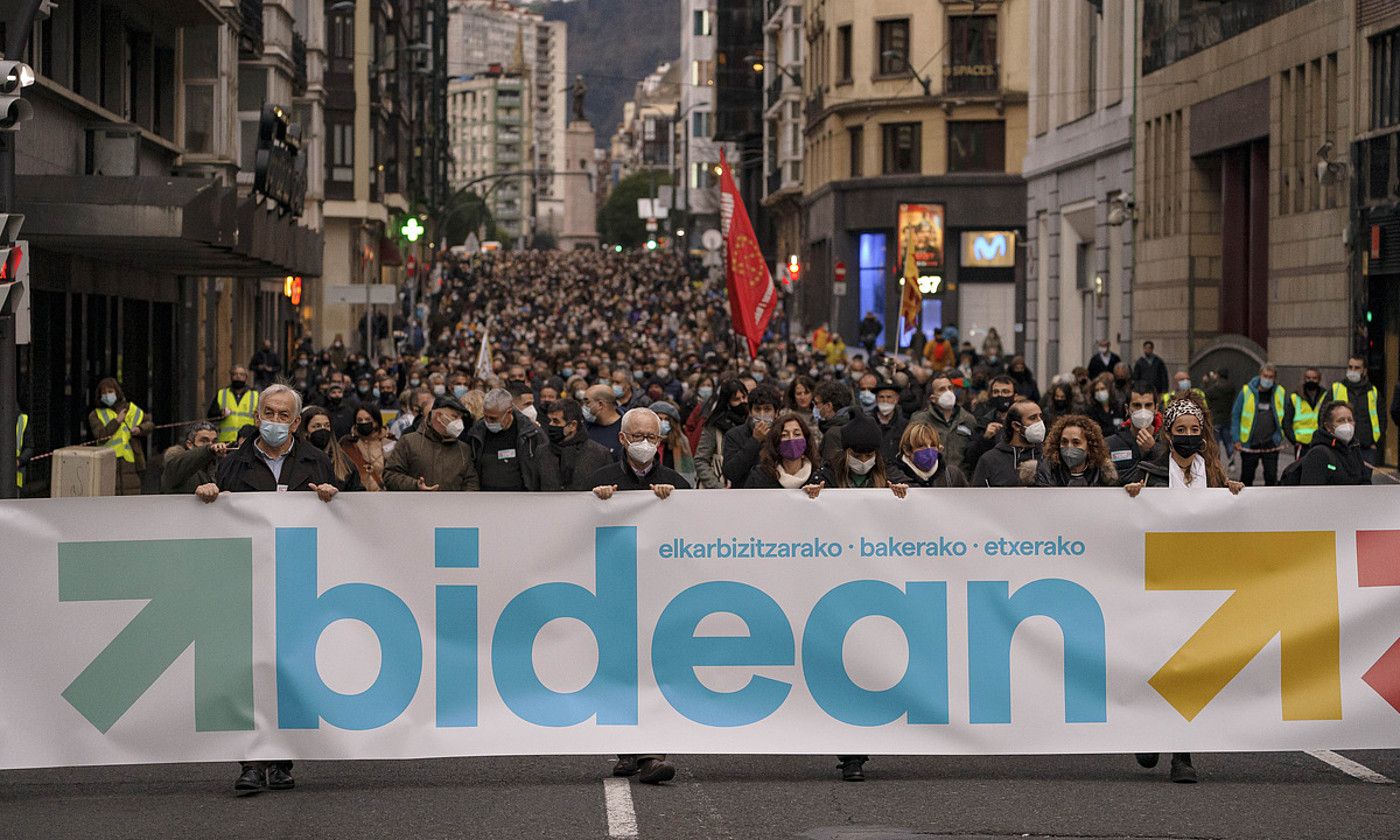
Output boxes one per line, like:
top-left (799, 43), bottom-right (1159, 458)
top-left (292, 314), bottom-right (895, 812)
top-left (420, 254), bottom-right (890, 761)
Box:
top-left (0, 488), bottom-right (1398, 768)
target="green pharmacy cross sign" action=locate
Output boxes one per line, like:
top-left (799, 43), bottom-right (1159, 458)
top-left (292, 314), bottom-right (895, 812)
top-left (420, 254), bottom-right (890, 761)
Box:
top-left (400, 217), bottom-right (425, 243)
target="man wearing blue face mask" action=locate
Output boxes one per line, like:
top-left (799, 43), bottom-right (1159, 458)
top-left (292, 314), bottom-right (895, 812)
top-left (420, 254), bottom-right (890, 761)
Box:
top-left (1231, 362), bottom-right (1287, 486)
top-left (195, 384), bottom-right (340, 797)
top-left (465, 388), bottom-right (559, 491)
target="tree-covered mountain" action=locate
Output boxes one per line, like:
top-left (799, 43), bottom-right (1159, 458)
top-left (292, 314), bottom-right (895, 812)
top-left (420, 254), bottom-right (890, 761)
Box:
top-left (537, 0), bottom-right (681, 143)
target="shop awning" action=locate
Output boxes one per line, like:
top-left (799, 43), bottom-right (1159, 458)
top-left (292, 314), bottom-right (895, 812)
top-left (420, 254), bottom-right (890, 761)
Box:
top-left (14, 176), bottom-right (323, 278)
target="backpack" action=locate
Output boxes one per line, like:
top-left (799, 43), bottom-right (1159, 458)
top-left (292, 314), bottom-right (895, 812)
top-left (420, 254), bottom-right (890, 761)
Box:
top-left (1279, 447), bottom-right (1326, 486)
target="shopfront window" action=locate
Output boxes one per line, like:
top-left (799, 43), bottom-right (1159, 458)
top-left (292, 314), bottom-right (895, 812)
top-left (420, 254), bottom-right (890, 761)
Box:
top-left (859, 232), bottom-right (888, 349)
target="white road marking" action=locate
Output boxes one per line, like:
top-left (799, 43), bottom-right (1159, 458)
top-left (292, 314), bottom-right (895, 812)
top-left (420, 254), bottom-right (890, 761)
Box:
top-left (603, 777), bottom-right (639, 838)
top-left (1305, 750), bottom-right (1395, 784)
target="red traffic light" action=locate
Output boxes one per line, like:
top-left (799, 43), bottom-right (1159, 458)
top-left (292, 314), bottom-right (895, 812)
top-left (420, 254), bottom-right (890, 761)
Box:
top-left (0, 244), bottom-right (23, 283)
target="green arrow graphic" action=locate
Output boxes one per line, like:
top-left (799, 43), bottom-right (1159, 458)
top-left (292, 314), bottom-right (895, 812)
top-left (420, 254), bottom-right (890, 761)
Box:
top-left (59, 538), bottom-right (254, 733)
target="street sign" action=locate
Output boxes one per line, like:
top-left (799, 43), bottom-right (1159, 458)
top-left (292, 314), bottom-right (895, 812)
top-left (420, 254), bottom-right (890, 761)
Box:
top-left (834, 259), bottom-right (847, 284)
top-left (324, 284), bottom-right (397, 305)
top-left (702, 229), bottom-right (723, 251)
top-left (646, 218), bottom-right (658, 232)
top-left (833, 280), bottom-right (848, 297)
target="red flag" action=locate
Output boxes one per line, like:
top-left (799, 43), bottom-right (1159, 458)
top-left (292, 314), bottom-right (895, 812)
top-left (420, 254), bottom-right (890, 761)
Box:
top-left (719, 150), bottom-right (776, 358)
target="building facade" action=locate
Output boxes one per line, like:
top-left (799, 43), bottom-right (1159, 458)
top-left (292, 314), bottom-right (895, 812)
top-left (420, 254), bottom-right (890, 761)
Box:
top-left (447, 0), bottom-right (567, 238)
top-left (760, 0), bottom-right (806, 309)
top-left (801, 0), bottom-right (1029, 353)
top-left (1024, 0), bottom-right (1136, 379)
top-left (1134, 0), bottom-right (1353, 389)
top-left (675, 0), bottom-right (732, 237)
top-left (447, 65), bottom-right (534, 242)
top-left (11, 0), bottom-right (322, 492)
top-left (610, 62), bottom-right (682, 180)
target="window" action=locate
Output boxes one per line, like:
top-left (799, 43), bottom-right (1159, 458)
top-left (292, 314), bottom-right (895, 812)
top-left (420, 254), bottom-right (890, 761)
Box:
top-left (848, 126), bottom-right (863, 177)
top-left (877, 19), bottom-right (909, 76)
top-left (330, 11), bottom-right (353, 61)
top-left (693, 111), bottom-right (711, 138)
top-left (182, 25), bottom-right (221, 154)
top-left (948, 121), bottom-right (1004, 172)
top-left (691, 59), bottom-right (713, 87)
top-left (948, 15), bottom-right (998, 94)
top-left (1373, 28), bottom-right (1400, 130)
top-left (331, 121), bottom-right (354, 181)
top-left (837, 25), bottom-right (852, 83)
top-left (693, 9), bottom-right (712, 37)
top-left (858, 233), bottom-right (888, 349)
top-left (881, 122), bottom-right (920, 174)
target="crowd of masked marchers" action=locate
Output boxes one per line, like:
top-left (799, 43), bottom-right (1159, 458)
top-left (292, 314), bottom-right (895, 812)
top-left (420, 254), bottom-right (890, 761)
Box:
top-left (34, 248), bottom-right (1390, 793)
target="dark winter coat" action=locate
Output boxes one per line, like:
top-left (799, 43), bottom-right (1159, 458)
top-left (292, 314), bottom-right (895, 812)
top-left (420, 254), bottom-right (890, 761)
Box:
top-left (969, 440), bottom-right (1040, 487)
top-left (465, 412), bottom-right (561, 491)
top-left (213, 438), bottom-right (337, 493)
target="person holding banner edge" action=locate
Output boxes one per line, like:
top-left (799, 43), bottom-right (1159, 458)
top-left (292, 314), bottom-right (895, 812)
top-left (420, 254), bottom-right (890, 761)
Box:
top-left (194, 383), bottom-right (340, 796)
top-left (1122, 395), bottom-right (1244, 783)
top-left (586, 406), bottom-right (687, 785)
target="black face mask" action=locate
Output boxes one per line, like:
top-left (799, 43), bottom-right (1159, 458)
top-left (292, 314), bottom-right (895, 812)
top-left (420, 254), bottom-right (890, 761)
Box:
top-left (231, 379), bottom-right (247, 390)
top-left (1171, 434), bottom-right (1204, 458)
top-left (989, 395), bottom-right (1013, 414)
top-left (1304, 381), bottom-right (1321, 396)
top-left (308, 429), bottom-right (333, 450)
top-left (355, 421), bottom-right (376, 437)
top-left (546, 424), bottom-right (568, 445)
top-left (327, 395), bottom-right (341, 405)
top-left (729, 402), bottom-right (749, 419)
top-left (1053, 398), bottom-right (1069, 409)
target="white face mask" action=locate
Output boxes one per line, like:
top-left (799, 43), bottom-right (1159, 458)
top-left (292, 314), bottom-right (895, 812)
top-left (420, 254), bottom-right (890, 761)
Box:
top-left (937, 390), bottom-right (957, 410)
top-left (626, 439), bottom-right (658, 464)
top-left (521, 404), bottom-right (538, 423)
top-left (1095, 389), bottom-right (1110, 404)
top-left (847, 453), bottom-right (875, 475)
top-left (877, 401), bottom-right (896, 416)
top-left (1131, 408), bottom-right (1156, 430)
top-left (1346, 369), bottom-right (1363, 383)
top-left (444, 417), bottom-right (465, 438)
top-left (1022, 420), bottom-right (1047, 445)
top-left (1177, 380), bottom-right (1191, 391)
top-left (1333, 422), bottom-right (1356, 443)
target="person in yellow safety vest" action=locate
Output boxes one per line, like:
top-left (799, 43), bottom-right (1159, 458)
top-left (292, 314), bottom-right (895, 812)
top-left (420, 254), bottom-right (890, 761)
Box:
top-left (1162, 370), bottom-right (1209, 411)
top-left (207, 365), bottom-right (260, 443)
top-left (1231, 362), bottom-right (1288, 486)
top-left (87, 377), bottom-right (154, 496)
top-left (1283, 367), bottom-right (1327, 455)
top-left (1333, 355), bottom-right (1385, 465)
top-left (15, 410), bottom-right (30, 490)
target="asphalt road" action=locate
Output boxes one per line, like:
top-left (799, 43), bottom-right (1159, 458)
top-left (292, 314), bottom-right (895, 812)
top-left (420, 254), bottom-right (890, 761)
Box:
top-left (3, 751), bottom-right (1397, 840)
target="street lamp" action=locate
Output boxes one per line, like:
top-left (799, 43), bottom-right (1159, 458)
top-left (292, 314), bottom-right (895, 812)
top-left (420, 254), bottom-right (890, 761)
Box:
top-left (742, 53), bottom-right (802, 86)
top-left (880, 50), bottom-right (933, 97)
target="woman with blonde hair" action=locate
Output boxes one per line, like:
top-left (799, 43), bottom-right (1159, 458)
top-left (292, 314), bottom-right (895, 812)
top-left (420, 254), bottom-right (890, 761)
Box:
top-left (894, 422), bottom-right (968, 488)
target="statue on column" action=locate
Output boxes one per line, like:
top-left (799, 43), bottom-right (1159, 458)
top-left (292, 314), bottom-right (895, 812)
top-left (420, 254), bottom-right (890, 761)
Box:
top-left (571, 75), bottom-right (588, 123)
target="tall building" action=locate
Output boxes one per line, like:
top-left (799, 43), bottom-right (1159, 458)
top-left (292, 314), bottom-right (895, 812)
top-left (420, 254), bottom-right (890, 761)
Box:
top-left (1354, 0), bottom-right (1400, 463)
top-left (9, 0), bottom-right (322, 489)
top-left (448, 64), bottom-right (534, 242)
top-left (760, 0), bottom-right (806, 304)
top-left (800, 0), bottom-right (1029, 352)
top-left (1134, 0), bottom-right (1352, 389)
top-left (320, 0), bottom-right (429, 350)
top-left (447, 0), bottom-right (567, 239)
top-left (674, 0), bottom-right (734, 237)
top-left (610, 62), bottom-right (682, 179)
top-left (1024, 1), bottom-right (1136, 378)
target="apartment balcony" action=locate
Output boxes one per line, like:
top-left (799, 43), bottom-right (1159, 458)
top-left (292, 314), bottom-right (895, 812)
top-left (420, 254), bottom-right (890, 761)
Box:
top-left (497, 150), bottom-right (522, 165)
top-left (238, 0), bottom-right (263, 56)
top-left (292, 33), bottom-right (308, 95)
top-left (945, 61), bottom-right (999, 95)
top-left (497, 113), bottom-right (522, 127)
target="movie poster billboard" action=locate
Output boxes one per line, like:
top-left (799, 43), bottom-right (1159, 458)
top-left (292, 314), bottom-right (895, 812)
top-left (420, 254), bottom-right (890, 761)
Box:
top-left (897, 203), bottom-right (945, 280)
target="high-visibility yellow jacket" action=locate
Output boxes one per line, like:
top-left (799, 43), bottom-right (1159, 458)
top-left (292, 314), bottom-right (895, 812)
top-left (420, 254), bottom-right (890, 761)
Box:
top-left (215, 387), bottom-right (260, 443)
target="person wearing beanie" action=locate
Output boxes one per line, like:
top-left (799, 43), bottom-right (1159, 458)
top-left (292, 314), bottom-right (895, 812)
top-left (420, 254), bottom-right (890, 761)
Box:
top-left (804, 411), bottom-right (908, 782)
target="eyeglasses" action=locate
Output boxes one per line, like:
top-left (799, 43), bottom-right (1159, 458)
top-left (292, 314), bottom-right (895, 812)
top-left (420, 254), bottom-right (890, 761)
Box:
top-left (625, 433), bottom-right (663, 445)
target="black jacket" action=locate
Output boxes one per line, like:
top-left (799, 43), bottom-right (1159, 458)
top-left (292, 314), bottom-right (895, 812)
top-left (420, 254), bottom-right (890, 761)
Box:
top-left (872, 408), bottom-right (910, 465)
top-left (1087, 351), bottom-right (1121, 378)
top-left (553, 432), bottom-right (616, 491)
top-left (465, 412), bottom-right (561, 491)
top-left (1297, 430), bottom-right (1369, 486)
top-left (893, 455), bottom-right (968, 488)
top-left (1132, 355), bottom-right (1170, 395)
top-left (1130, 448), bottom-right (1222, 489)
top-left (581, 460), bottom-right (693, 492)
top-left (1106, 426), bottom-right (1166, 485)
top-left (161, 444), bottom-right (219, 495)
top-left (818, 406), bottom-right (858, 470)
top-left (743, 460), bottom-right (828, 489)
top-left (214, 438), bottom-right (337, 493)
top-left (721, 421), bottom-right (765, 488)
top-left (1034, 459), bottom-right (1119, 487)
top-left (970, 440), bottom-right (1040, 487)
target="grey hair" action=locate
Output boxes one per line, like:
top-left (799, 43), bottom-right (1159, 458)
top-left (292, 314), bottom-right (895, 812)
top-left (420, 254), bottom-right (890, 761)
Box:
top-left (621, 407), bottom-right (660, 434)
top-left (184, 421), bottom-right (219, 444)
top-left (484, 388), bottom-right (514, 412)
top-left (261, 383), bottom-right (303, 416)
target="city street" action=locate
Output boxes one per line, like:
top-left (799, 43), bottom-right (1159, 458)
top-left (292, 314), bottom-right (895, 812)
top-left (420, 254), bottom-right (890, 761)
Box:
top-left (3, 751), bottom-right (1398, 839)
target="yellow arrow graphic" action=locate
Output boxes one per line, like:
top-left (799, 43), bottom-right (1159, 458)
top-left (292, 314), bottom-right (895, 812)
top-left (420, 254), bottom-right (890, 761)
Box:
top-left (1146, 531), bottom-right (1341, 721)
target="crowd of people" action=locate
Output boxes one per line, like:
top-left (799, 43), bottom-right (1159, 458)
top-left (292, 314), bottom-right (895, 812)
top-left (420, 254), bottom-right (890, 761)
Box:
top-left (40, 248), bottom-right (1395, 793)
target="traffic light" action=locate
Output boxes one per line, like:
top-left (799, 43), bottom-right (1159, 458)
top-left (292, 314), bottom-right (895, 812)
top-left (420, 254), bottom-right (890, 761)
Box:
top-left (0, 61), bottom-right (35, 131)
top-left (0, 214), bottom-right (31, 343)
top-left (786, 255), bottom-right (801, 285)
top-left (646, 239), bottom-right (658, 251)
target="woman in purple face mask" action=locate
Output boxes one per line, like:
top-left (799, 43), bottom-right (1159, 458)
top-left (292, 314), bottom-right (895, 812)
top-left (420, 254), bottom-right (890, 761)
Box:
top-left (740, 412), bottom-right (827, 493)
top-left (895, 422), bottom-right (969, 488)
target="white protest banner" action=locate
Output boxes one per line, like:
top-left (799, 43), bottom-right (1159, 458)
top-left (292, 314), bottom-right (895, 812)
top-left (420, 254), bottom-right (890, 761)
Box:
top-left (1, 488), bottom-right (1398, 769)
